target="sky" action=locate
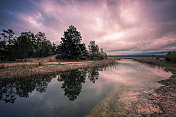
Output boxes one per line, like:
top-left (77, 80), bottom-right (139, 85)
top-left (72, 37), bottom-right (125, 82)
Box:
top-left (0, 0), bottom-right (176, 55)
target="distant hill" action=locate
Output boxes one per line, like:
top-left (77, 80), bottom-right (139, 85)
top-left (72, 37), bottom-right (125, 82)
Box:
top-left (108, 50), bottom-right (176, 58)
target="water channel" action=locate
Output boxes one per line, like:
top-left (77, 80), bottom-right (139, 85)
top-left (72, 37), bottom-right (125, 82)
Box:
top-left (0, 59), bottom-right (172, 117)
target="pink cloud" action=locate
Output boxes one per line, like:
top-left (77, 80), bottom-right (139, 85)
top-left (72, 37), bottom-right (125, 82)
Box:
top-left (15, 0), bottom-right (176, 55)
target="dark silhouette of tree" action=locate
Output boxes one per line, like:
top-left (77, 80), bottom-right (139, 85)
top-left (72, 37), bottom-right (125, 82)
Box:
top-left (16, 32), bottom-right (34, 59)
top-left (0, 27), bottom-right (106, 61)
top-left (79, 43), bottom-right (88, 59)
top-left (34, 32), bottom-right (52, 57)
top-left (88, 41), bottom-right (99, 55)
top-left (0, 29), bottom-right (57, 60)
top-left (51, 42), bottom-right (57, 55)
top-left (0, 37), bottom-right (6, 60)
top-left (58, 25), bottom-right (87, 60)
top-left (88, 41), bottom-right (107, 60)
top-left (0, 29), bottom-right (16, 60)
top-left (100, 48), bottom-right (107, 59)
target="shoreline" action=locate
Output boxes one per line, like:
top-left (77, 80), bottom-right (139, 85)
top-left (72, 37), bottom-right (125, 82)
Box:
top-left (0, 59), bottom-right (115, 79)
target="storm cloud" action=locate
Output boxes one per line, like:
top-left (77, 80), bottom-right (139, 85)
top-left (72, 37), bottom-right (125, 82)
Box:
top-left (0, 0), bottom-right (176, 55)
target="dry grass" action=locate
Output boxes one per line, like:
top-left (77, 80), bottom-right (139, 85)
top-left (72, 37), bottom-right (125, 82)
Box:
top-left (0, 59), bottom-right (115, 79)
top-left (130, 57), bottom-right (166, 65)
top-left (109, 57), bottom-right (167, 66)
top-left (25, 55), bottom-right (57, 62)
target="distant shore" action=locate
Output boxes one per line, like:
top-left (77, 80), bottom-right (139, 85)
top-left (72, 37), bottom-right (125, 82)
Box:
top-left (0, 58), bottom-right (115, 79)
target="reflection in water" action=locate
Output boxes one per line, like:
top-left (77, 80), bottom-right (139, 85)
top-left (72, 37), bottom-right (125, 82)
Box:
top-left (0, 66), bottom-right (108, 103)
top-left (0, 75), bottom-right (55, 103)
top-left (0, 60), bottom-right (172, 117)
top-left (88, 68), bottom-right (99, 83)
top-left (86, 59), bottom-right (172, 117)
top-left (0, 63), bottom-right (118, 103)
top-left (58, 68), bottom-right (101, 101)
top-left (57, 63), bottom-right (118, 101)
top-left (58, 69), bottom-right (87, 101)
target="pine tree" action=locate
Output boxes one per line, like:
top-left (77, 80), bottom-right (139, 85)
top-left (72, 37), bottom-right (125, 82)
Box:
top-left (59, 25), bottom-right (86, 60)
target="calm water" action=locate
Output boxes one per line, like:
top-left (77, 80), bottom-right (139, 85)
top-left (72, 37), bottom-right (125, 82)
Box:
top-left (0, 59), bottom-right (172, 117)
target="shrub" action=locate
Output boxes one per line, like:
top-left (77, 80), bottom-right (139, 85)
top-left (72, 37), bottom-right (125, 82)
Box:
top-left (165, 51), bottom-right (176, 63)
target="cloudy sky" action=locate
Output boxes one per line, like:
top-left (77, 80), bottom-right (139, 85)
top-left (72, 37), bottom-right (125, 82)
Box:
top-left (0, 0), bottom-right (176, 55)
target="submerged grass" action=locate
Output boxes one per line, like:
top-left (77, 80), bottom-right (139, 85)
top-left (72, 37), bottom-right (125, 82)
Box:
top-left (86, 84), bottom-right (163, 117)
top-left (86, 57), bottom-right (176, 116)
top-left (127, 57), bottom-right (176, 116)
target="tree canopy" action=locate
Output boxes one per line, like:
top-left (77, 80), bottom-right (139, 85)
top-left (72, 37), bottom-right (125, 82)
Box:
top-left (58, 25), bottom-right (88, 60)
top-left (88, 41), bottom-right (107, 60)
top-left (0, 26), bottom-right (107, 61)
top-left (0, 30), bottom-right (56, 60)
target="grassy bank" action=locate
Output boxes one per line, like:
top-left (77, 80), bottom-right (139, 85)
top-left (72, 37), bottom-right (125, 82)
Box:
top-left (0, 59), bottom-right (115, 79)
top-left (116, 57), bottom-right (176, 116)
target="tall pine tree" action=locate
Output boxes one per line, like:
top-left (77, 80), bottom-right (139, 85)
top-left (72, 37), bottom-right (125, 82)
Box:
top-left (59, 25), bottom-right (86, 60)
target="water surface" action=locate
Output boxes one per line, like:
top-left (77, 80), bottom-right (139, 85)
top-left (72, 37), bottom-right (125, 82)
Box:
top-left (0, 59), bottom-right (171, 117)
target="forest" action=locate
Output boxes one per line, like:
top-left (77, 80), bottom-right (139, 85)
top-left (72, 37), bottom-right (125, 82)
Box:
top-left (0, 25), bottom-right (107, 61)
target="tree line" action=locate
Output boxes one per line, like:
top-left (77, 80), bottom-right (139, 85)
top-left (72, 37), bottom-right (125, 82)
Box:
top-left (0, 25), bottom-right (107, 61)
top-left (0, 29), bottom-right (56, 60)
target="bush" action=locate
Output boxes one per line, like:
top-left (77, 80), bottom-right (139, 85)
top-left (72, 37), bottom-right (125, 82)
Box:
top-left (165, 52), bottom-right (176, 62)
top-left (89, 53), bottom-right (106, 60)
top-left (95, 53), bottom-right (105, 60)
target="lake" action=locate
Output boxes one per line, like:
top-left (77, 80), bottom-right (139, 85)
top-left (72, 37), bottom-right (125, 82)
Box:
top-left (0, 59), bottom-right (172, 117)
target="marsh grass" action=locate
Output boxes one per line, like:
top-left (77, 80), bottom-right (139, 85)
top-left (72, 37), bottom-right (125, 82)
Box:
top-left (1, 63), bottom-right (39, 69)
top-left (0, 59), bottom-right (115, 78)
top-left (0, 63), bottom-right (40, 78)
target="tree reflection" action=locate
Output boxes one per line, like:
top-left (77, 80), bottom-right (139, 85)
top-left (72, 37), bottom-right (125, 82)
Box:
top-left (0, 75), bottom-right (55, 103)
top-left (0, 63), bottom-right (117, 103)
top-left (58, 69), bottom-right (87, 101)
top-left (58, 68), bottom-right (101, 101)
top-left (88, 67), bottom-right (99, 83)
